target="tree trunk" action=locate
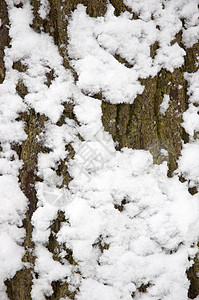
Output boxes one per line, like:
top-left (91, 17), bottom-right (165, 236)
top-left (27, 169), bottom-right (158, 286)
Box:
top-left (1, 0), bottom-right (199, 299)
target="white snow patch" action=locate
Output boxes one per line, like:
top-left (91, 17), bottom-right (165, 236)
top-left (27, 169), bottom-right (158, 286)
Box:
top-left (0, 176), bottom-right (27, 297)
top-left (39, 0), bottom-right (50, 19)
top-left (160, 94), bottom-right (170, 115)
top-left (178, 141), bottom-right (199, 186)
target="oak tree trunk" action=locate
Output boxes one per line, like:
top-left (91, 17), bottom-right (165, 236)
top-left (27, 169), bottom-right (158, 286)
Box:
top-left (0, 0), bottom-right (199, 299)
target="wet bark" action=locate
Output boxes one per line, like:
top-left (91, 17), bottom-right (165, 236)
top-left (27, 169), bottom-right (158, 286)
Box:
top-left (1, 0), bottom-right (199, 299)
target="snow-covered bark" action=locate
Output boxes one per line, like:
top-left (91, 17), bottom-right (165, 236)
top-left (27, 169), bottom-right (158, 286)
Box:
top-left (0, 0), bottom-right (199, 299)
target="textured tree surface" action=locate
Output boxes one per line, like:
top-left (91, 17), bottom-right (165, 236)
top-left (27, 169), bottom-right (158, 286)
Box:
top-left (0, 0), bottom-right (199, 299)
top-left (0, 1), bottom-right (9, 83)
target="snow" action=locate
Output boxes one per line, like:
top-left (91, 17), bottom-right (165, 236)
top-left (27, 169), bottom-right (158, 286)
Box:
top-left (38, 0), bottom-right (50, 19)
top-left (6, 2), bottom-right (74, 123)
top-left (182, 71), bottom-right (199, 138)
top-left (0, 176), bottom-right (27, 298)
top-left (32, 245), bottom-right (72, 299)
top-left (178, 141), bottom-right (199, 186)
top-left (160, 94), bottom-right (170, 115)
top-left (179, 66), bottom-right (199, 191)
top-left (59, 151), bottom-right (199, 300)
top-left (0, 0), bottom-right (199, 299)
top-left (67, 1), bottom-right (189, 103)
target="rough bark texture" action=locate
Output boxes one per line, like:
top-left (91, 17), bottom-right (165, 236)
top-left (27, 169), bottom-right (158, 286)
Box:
top-left (102, 67), bottom-right (188, 176)
top-left (1, 0), bottom-right (199, 299)
top-left (0, 0), bottom-right (10, 83)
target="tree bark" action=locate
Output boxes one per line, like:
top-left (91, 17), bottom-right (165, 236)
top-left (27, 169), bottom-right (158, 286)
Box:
top-left (1, 0), bottom-right (199, 299)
